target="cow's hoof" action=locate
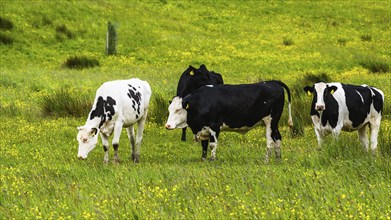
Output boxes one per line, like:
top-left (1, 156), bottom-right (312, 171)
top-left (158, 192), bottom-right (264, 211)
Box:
top-left (264, 157), bottom-right (270, 164)
top-left (132, 154), bottom-right (140, 163)
top-left (113, 159), bottom-right (120, 164)
top-left (201, 157), bottom-right (207, 162)
top-left (103, 160), bottom-right (109, 165)
top-left (210, 157), bottom-right (217, 161)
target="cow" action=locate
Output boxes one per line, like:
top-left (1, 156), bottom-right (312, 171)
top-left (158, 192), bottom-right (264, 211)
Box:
top-left (174, 64), bottom-right (224, 141)
top-left (77, 78), bottom-right (151, 164)
top-left (165, 80), bottom-right (293, 162)
top-left (303, 82), bottom-right (384, 153)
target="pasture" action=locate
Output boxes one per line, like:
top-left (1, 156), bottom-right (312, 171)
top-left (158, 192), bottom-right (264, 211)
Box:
top-left (1, 1), bottom-right (390, 219)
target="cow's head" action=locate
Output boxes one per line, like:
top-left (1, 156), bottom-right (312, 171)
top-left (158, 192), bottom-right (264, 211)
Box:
top-left (165, 96), bottom-right (188, 129)
top-left (304, 82), bottom-right (338, 113)
top-left (76, 126), bottom-right (99, 159)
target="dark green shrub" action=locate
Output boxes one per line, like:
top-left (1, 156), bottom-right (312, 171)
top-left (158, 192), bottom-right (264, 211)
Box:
top-left (0, 32), bottom-right (13, 45)
top-left (0, 17), bottom-right (13, 30)
top-left (63, 56), bottom-right (100, 69)
top-left (41, 89), bottom-right (92, 117)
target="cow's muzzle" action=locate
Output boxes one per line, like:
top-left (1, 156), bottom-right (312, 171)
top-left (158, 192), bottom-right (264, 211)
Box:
top-left (165, 124), bottom-right (174, 130)
top-left (315, 105), bottom-right (325, 112)
top-left (78, 156), bottom-right (86, 160)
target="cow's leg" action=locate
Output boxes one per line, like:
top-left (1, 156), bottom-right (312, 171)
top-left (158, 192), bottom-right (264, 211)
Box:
top-left (311, 116), bottom-right (324, 147)
top-left (270, 119), bottom-right (282, 160)
top-left (181, 127), bottom-right (187, 142)
top-left (263, 116), bottom-right (273, 163)
top-left (198, 126), bottom-right (211, 161)
top-left (201, 140), bottom-right (209, 161)
top-left (111, 122), bottom-right (123, 163)
top-left (133, 110), bottom-right (148, 163)
top-left (209, 129), bottom-right (219, 161)
top-left (369, 116), bottom-right (381, 154)
top-left (126, 126), bottom-right (136, 161)
top-left (357, 124), bottom-right (369, 150)
top-left (100, 133), bottom-right (110, 164)
top-left (314, 128), bottom-right (324, 147)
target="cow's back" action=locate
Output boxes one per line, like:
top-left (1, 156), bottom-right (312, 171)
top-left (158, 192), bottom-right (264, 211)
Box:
top-left (95, 79), bottom-right (151, 125)
top-left (185, 82), bottom-right (285, 132)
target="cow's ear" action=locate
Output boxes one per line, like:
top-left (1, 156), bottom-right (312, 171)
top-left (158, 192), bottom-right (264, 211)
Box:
top-left (182, 100), bottom-right (190, 110)
top-left (303, 86), bottom-right (314, 96)
top-left (90, 128), bottom-right (98, 136)
top-left (328, 86), bottom-right (338, 95)
top-left (199, 64), bottom-right (208, 72)
top-left (189, 65), bottom-right (197, 76)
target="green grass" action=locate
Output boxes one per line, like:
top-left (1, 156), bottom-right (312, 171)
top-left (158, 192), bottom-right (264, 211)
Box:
top-left (1, 1), bottom-right (390, 219)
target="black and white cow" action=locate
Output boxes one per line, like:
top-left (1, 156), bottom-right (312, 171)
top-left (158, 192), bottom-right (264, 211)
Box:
top-left (175, 64), bottom-right (224, 141)
top-left (303, 82), bottom-right (384, 153)
top-left (77, 78), bottom-right (151, 163)
top-left (165, 80), bottom-right (293, 162)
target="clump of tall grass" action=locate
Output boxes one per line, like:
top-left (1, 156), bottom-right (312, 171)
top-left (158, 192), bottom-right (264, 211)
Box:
top-left (0, 16), bottom-right (13, 30)
top-left (359, 57), bottom-right (389, 74)
top-left (41, 89), bottom-right (91, 117)
top-left (55, 24), bottom-right (74, 40)
top-left (282, 37), bottom-right (294, 46)
top-left (0, 103), bottom-right (21, 117)
top-left (0, 32), bottom-right (13, 45)
top-left (63, 56), bottom-right (100, 69)
top-left (149, 92), bottom-right (169, 125)
top-left (32, 15), bottom-right (53, 28)
top-left (378, 128), bottom-right (391, 157)
top-left (360, 34), bottom-right (372, 42)
top-left (337, 38), bottom-right (347, 46)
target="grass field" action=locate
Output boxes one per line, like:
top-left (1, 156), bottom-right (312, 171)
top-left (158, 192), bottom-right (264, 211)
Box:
top-left (1, 1), bottom-right (390, 219)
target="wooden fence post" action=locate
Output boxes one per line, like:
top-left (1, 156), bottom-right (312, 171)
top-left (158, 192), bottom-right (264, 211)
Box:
top-left (106, 21), bottom-right (117, 55)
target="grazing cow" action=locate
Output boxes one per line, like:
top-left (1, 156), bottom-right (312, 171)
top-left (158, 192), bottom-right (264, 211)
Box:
top-left (77, 78), bottom-right (151, 163)
top-left (165, 80), bottom-right (293, 162)
top-left (303, 82), bottom-right (384, 153)
top-left (175, 64), bottom-right (224, 141)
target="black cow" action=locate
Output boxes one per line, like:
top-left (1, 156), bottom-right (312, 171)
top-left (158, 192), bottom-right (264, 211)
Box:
top-left (174, 64), bottom-right (224, 141)
top-left (303, 82), bottom-right (384, 153)
top-left (166, 80), bottom-right (293, 162)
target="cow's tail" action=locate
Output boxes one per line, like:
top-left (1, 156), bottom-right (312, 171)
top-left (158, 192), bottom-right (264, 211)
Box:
top-left (276, 81), bottom-right (293, 128)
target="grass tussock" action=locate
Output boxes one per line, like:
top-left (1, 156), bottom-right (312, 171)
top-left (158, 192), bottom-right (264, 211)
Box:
top-left (63, 56), bottom-right (100, 69)
top-left (337, 38), bottom-right (347, 46)
top-left (282, 37), bottom-right (294, 46)
top-left (0, 32), bottom-right (13, 45)
top-left (0, 103), bottom-right (21, 117)
top-left (360, 34), bottom-right (372, 42)
top-left (149, 92), bottom-right (169, 125)
top-left (55, 24), bottom-right (75, 40)
top-left (359, 58), bottom-right (389, 74)
top-left (41, 89), bottom-right (91, 117)
top-left (0, 16), bottom-right (13, 30)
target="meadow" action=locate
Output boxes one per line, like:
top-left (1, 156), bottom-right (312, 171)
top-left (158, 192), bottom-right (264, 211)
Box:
top-left (1, 1), bottom-right (391, 219)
